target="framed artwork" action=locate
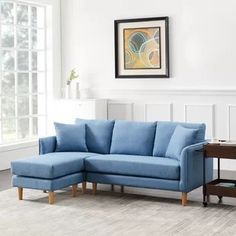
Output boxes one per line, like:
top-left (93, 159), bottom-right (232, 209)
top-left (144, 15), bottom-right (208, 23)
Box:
top-left (114, 17), bottom-right (169, 78)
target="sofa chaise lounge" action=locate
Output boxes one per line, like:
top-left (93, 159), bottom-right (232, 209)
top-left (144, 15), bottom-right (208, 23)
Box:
top-left (11, 119), bottom-right (213, 205)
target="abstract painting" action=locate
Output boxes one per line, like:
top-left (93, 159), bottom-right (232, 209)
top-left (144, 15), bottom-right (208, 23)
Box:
top-left (124, 27), bottom-right (161, 69)
top-left (115, 17), bottom-right (169, 78)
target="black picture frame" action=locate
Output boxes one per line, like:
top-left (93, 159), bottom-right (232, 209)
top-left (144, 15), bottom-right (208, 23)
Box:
top-left (114, 17), bottom-right (169, 79)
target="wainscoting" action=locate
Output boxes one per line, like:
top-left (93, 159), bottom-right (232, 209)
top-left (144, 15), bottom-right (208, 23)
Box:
top-left (0, 142), bottom-right (38, 171)
top-left (108, 102), bottom-right (215, 138)
top-left (91, 88), bottom-right (236, 170)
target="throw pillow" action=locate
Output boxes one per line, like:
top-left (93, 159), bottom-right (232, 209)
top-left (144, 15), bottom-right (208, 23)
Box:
top-left (54, 122), bottom-right (88, 152)
top-left (165, 125), bottom-right (198, 159)
top-left (110, 120), bottom-right (156, 156)
top-left (75, 119), bottom-right (115, 154)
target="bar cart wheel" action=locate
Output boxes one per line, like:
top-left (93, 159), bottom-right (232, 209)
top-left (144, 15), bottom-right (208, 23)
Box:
top-left (218, 196), bottom-right (223, 202)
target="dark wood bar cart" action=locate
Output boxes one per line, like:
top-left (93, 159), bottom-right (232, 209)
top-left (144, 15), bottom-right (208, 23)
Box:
top-left (203, 143), bottom-right (236, 207)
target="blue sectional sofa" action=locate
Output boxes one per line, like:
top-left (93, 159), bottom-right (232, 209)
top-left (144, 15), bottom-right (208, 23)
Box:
top-left (11, 119), bottom-right (213, 205)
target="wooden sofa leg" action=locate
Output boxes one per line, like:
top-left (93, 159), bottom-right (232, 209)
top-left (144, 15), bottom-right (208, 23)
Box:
top-left (111, 184), bottom-right (114, 191)
top-left (92, 183), bottom-right (97, 195)
top-left (181, 192), bottom-right (188, 206)
top-left (48, 192), bottom-right (55, 204)
top-left (82, 182), bottom-right (87, 194)
top-left (18, 187), bottom-right (23, 200)
top-left (121, 185), bottom-right (124, 193)
top-left (72, 184), bottom-right (77, 197)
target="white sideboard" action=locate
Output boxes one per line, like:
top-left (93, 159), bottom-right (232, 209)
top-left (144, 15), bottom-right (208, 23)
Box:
top-left (53, 99), bottom-right (108, 123)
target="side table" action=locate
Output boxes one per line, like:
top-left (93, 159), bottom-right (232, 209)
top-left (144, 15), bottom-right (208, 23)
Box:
top-left (203, 143), bottom-right (236, 207)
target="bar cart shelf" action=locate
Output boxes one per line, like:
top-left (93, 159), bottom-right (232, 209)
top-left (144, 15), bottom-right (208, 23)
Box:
top-left (203, 143), bottom-right (236, 207)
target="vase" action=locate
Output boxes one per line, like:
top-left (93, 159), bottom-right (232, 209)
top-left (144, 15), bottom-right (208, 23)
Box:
top-left (65, 82), bottom-right (80, 99)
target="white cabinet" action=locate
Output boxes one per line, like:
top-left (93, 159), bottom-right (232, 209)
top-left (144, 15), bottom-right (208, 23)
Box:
top-left (53, 99), bottom-right (107, 123)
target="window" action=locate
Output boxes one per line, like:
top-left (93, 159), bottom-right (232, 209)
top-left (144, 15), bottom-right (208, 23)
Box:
top-left (0, 1), bottom-right (47, 144)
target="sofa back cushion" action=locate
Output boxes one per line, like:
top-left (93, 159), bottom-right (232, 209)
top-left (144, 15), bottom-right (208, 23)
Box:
top-left (110, 120), bottom-right (156, 156)
top-left (165, 125), bottom-right (198, 159)
top-left (153, 121), bottom-right (205, 157)
top-left (75, 119), bottom-right (115, 154)
top-left (54, 122), bottom-right (88, 152)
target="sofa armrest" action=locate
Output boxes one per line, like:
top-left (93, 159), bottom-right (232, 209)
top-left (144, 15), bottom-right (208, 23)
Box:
top-left (179, 142), bottom-right (213, 192)
top-left (39, 136), bottom-right (56, 154)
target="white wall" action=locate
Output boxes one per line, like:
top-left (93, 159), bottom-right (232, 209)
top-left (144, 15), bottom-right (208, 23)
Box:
top-left (61, 0), bottom-right (236, 91)
top-left (60, 0), bottom-right (236, 170)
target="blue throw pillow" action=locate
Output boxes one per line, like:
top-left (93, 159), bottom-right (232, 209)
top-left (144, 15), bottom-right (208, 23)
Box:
top-left (75, 119), bottom-right (115, 154)
top-left (110, 120), bottom-right (156, 156)
top-left (54, 122), bottom-right (88, 152)
top-left (165, 125), bottom-right (198, 160)
top-left (153, 121), bottom-right (206, 157)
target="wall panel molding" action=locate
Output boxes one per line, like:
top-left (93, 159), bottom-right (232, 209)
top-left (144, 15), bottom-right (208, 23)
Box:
top-left (108, 102), bottom-right (134, 120)
top-left (144, 103), bottom-right (173, 122)
top-left (90, 88), bottom-right (236, 99)
top-left (184, 104), bottom-right (215, 138)
top-left (227, 105), bottom-right (236, 140)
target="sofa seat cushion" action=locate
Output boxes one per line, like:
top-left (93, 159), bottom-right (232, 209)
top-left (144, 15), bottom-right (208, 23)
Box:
top-left (11, 152), bottom-right (98, 179)
top-left (85, 154), bottom-right (180, 180)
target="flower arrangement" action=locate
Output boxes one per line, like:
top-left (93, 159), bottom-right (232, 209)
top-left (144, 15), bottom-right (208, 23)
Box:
top-left (65, 68), bottom-right (80, 99)
top-left (67, 68), bottom-right (79, 85)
